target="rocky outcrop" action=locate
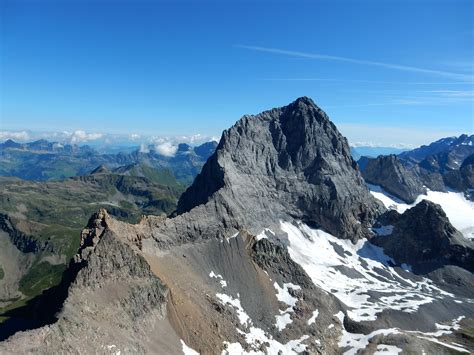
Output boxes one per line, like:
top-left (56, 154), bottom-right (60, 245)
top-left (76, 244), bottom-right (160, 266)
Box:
top-left (176, 97), bottom-right (382, 241)
top-left (362, 155), bottom-right (426, 203)
top-left (372, 200), bottom-right (474, 273)
top-left (0, 209), bottom-right (171, 353)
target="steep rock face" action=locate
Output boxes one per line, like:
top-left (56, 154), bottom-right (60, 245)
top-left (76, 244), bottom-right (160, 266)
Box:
top-left (362, 155), bottom-right (426, 203)
top-left (176, 97), bottom-right (382, 241)
top-left (444, 154), bottom-right (474, 198)
top-left (372, 200), bottom-right (474, 273)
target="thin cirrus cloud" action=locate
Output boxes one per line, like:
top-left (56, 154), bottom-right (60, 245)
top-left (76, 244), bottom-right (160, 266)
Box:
top-left (422, 90), bottom-right (474, 97)
top-left (236, 45), bottom-right (474, 82)
top-left (258, 78), bottom-right (474, 85)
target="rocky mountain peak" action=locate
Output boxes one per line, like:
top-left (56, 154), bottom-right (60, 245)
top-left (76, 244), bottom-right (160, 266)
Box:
top-left (373, 200), bottom-right (474, 273)
top-left (74, 209), bottom-right (109, 263)
top-left (175, 97), bottom-right (383, 241)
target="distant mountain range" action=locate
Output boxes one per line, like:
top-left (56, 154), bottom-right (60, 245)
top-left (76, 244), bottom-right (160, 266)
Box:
top-left (0, 139), bottom-right (218, 185)
top-left (350, 146), bottom-right (408, 160)
top-left (359, 134), bottom-right (474, 203)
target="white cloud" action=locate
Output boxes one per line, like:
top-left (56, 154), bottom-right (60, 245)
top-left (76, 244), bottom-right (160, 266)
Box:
top-left (237, 45), bottom-right (474, 81)
top-left (152, 141), bottom-right (178, 157)
top-left (139, 143), bottom-right (150, 153)
top-left (338, 123), bottom-right (469, 148)
top-left (0, 131), bottom-right (30, 141)
top-left (54, 129), bottom-right (104, 144)
top-left (172, 133), bottom-right (219, 144)
top-left (1, 129), bottom-right (218, 149)
top-left (350, 141), bottom-right (415, 149)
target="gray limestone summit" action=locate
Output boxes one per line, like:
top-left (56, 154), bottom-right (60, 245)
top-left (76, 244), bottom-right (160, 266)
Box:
top-left (176, 96), bottom-right (382, 242)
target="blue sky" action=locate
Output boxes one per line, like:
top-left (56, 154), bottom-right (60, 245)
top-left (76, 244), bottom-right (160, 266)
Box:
top-left (1, 0), bottom-right (473, 147)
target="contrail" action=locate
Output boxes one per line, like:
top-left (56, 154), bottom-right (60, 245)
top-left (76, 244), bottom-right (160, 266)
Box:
top-left (236, 45), bottom-right (473, 82)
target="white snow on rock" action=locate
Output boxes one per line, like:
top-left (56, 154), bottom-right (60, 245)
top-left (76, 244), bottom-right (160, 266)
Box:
top-left (417, 337), bottom-right (470, 353)
top-left (273, 282), bottom-right (300, 309)
top-left (181, 340), bottom-right (200, 355)
top-left (216, 293), bottom-right (250, 326)
top-left (307, 310), bottom-right (319, 325)
top-left (281, 221), bottom-right (455, 322)
top-left (367, 184), bottom-right (411, 213)
top-left (338, 309), bottom-right (468, 354)
top-left (209, 271), bottom-right (228, 288)
top-left (216, 288), bottom-right (309, 354)
top-left (256, 228), bottom-right (275, 241)
top-left (374, 344), bottom-right (402, 354)
top-left (339, 324), bottom-right (400, 355)
top-left (103, 345), bottom-right (120, 355)
top-left (222, 333), bottom-right (309, 355)
top-left (272, 282), bottom-right (301, 331)
top-left (368, 183), bottom-right (474, 239)
top-left (275, 313), bottom-right (292, 332)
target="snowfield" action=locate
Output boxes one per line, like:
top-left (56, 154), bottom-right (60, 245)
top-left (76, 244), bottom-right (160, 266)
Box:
top-left (281, 221), bottom-right (456, 322)
top-left (368, 183), bottom-right (474, 239)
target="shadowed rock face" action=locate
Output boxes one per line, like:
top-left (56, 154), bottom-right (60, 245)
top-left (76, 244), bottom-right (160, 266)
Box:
top-left (373, 200), bottom-right (474, 273)
top-left (444, 154), bottom-right (474, 199)
top-left (176, 97), bottom-right (382, 241)
top-left (362, 154), bottom-right (426, 203)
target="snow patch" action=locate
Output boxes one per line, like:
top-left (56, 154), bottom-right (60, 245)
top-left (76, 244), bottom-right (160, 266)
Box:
top-left (181, 340), bottom-right (200, 355)
top-left (275, 313), bottom-right (292, 332)
top-left (225, 232), bottom-right (240, 243)
top-left (273, 282), bottom-right (301, 331)
top-left (307, 310), bottom-right (319, 325)
top-left (216, 290), bottom-right (309, 354)
top-left (374, 344), bottom-right (402, 354)
top-left (339, 325), bottom-right (400, 355)
top-left (417, 337), bottom-right (469, 353)
top-left (273, 282), bottom-right (300, 308)
top-left (209, 271), bottom-right (228, 288)
top-left (256, 228), bottom-right (275, 241)
top-left (216, 293), bottom-right (250, 326)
